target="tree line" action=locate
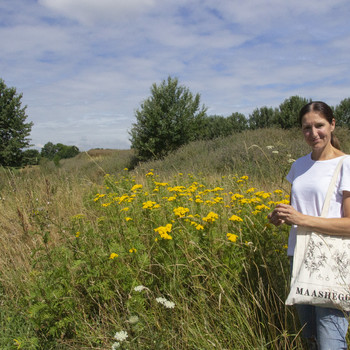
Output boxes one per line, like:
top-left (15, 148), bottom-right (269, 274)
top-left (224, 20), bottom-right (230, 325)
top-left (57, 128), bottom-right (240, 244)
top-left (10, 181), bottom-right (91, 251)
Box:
top-left (130, 77), bottom-right (350, 161)
top-left (1, 76), bottom-right (350, 167)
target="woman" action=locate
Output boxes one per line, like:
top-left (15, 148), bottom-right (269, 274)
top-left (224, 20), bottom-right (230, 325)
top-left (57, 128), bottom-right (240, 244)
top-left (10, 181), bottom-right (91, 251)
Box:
top-left (268, 101), bottom-right (350, 350)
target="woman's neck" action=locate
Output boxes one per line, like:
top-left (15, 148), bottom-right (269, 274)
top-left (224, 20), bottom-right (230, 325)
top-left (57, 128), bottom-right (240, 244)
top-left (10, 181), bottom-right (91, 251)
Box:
top-left (311, 145), bottom-right (344, 161)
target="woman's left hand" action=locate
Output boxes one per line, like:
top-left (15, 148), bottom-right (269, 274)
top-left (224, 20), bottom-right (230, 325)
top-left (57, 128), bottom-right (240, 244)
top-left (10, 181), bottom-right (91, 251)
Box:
top-left (268, 204), bottom-right (304, 226)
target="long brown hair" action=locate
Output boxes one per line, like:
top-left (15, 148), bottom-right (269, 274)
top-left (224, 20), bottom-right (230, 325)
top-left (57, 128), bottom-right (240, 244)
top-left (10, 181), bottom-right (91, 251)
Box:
top-left (299, 101), bottom-right (341, 150)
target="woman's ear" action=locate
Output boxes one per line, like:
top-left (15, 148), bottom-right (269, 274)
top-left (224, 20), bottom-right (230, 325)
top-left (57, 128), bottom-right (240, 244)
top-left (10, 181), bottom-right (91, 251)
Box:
top-left (331, 118), bottom-right (336, 131)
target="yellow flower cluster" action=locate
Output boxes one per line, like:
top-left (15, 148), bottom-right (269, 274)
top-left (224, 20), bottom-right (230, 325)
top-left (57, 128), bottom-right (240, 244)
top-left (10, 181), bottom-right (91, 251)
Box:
top-left (227, 233), bottom-right (238, 242)
top-left (142, 201), bottom-right (160, 209)
top-left (173, 207), bottom-right (189, 217)
top-left (154, 224), bottom-right (173, 240)
top-left (94, 193), bottom-right (106, 202)
top-left (93, 170), bottom-right (288, 257)
top-left (202, 211), bottom-right (219, 223)
top-left (131, 184), bottom-right (143, 192)
top-left (229, 214), bottom-right (243, 222)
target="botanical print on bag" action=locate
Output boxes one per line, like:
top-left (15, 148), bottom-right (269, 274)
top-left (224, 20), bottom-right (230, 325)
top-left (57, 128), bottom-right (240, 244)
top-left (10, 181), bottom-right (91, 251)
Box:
top-left (304, 235), bottom-right (350, 283)
top-left (332, 249), bottom-right (350, 281)
top-left (304, 237), bottom-right (327, 275)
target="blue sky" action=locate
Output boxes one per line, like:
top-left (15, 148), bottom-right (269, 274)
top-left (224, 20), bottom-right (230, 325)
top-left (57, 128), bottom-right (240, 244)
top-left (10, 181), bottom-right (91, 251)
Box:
top-left (1, 0), bottom-right (350, 150)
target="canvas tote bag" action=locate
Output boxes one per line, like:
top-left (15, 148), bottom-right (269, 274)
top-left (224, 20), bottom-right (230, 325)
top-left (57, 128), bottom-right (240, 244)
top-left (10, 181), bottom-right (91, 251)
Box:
top-left (286, 155), bottom-right (350, 311)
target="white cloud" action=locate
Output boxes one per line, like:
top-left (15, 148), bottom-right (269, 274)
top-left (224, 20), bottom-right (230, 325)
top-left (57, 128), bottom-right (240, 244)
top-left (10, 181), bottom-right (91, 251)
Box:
top-left (38, 0), bottom-right (156, 24)
top-left (1, 0), bottom-right (350, 150)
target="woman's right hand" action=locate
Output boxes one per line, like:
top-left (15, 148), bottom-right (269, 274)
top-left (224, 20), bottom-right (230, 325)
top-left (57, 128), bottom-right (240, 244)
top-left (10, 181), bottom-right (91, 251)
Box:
top-left (267, 209), bottom-right (286, 226)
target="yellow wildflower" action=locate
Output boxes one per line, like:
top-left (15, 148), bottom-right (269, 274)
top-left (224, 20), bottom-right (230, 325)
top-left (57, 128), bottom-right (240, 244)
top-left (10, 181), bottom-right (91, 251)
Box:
top-left (118, 195), bottom-right (129, 204)
top-left (202, 211), bottom-right (219, 223)
top-left (129, 248), bottom-right (137, 253)
top-left (277, 199), bottom-right (289, 205)
top-left (173, 207), bottom-right (190, 217)
top-left (212, 187), bottom-right (224, 191)
top-left (229, 214), bottom-right (243, 222)
top-left (75, 231), bottom-right (80, 238)
top-left (125, 217), bottom-right (133, 221)
top-left (168, 186), bottom-right (186, 192)
top-left (246, 187), bottom-right (256, 193)
top-left (131, 184), bottom-right (143, 192)
top-left (109, 253), bottom-right (118, 259)
top-left (154, 181), bottom-right (169, 187)
top-left (142, 201), bottom-right (157, 209)
top-left (255, 204), bottom-right (270, 211)
top-left (154, 224), bottom-right (173, 240)
top-left (196, 224), bottom-right (204, 230)
top-left (94, 193), bottom-right (106, 202)
top-left (213, 197), bottom-right (223, 203)
top-left (231, 193), bottom-right (244, 201)
top-left (227, 233), bottom-right (238, 242)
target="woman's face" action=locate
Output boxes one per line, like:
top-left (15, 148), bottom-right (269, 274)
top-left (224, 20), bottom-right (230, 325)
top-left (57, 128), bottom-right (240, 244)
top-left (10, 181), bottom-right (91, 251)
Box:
top-left (301, 111), bottom-right (335, 151)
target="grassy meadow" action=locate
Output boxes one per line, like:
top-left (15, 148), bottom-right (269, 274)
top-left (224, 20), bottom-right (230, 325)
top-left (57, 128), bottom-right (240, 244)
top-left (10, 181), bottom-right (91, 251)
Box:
top-left (1, 128), bottom-right (350, 349)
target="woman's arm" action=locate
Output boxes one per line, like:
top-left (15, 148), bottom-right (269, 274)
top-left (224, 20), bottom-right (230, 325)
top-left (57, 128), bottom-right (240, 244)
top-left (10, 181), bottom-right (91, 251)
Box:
top-left (268, 191), bottom-right (350, 236)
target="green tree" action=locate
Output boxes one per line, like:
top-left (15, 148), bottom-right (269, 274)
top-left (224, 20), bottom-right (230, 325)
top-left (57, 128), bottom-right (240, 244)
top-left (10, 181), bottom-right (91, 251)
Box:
top-left (0, 79), bottom-right (33, 167)
top-left (129, 76), bottom-right (207, 161)
top-left (275, 96), bottom-right (311, 129)
top-left (200, 115), bottom-right (228, 140)
top-left (22, 149), bottom-right (41, 166)
top-left (226, 112), bottom-right (248, 132)
top-left (334, 98), bottom-right (350, 127)
top-left (249, 106), bottom-right (277, 130)
top-left (41, 142), bottom-right (79, 161)
top-left (56, 143), bottom-right (80, 159)
top-left (199, 113), bottom-right (247, 140)
top-left (41, 142), bottom-right (58, 160)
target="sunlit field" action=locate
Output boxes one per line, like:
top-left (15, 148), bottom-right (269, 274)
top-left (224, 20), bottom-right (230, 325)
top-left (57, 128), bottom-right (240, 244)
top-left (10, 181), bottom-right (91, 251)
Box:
top-left (1, 128), bottom-right (350, 349)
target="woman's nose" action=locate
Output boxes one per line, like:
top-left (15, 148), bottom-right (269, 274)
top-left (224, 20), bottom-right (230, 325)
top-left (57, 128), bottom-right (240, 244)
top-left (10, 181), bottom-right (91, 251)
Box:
top-left (310, 127), bottom-right (317, 137)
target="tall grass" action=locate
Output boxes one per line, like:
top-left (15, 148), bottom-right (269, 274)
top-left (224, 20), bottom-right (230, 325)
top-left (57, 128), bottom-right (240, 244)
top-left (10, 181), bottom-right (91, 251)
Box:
top-left (1, 128), bottom-right (349, 349)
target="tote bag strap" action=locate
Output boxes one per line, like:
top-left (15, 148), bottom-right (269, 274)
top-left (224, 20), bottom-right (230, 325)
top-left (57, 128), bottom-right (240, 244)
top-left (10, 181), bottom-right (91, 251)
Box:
top-left (321, 155), bottom-right (347, 218)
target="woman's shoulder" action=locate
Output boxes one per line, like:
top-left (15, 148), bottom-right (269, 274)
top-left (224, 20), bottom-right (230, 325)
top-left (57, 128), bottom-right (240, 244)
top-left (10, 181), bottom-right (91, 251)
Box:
top-left (292, 153), bottom-right (312, 166)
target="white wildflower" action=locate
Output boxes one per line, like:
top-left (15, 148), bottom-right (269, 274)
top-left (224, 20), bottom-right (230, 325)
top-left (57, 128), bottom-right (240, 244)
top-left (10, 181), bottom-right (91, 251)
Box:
top-left (156, 297), bottom-right (167, 304)
top-left (134, 285), bottom-right (146, 292)
top-left (128, 315), bottom-right (139, 324)
top-left (164, 300), bottom-right (175, 308)
top-left (266, 145), bottom-right (274, 149)
top-left (288, 158), bottom-right (296, 163)
top-left (112, 342), bottom-right (121, 349)
top-left (114, 330), bottom-right (128, 342)
top-left (272, 150), bottom-right (279, 154)
top-left (156, 297), bottom-right (175, 309)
